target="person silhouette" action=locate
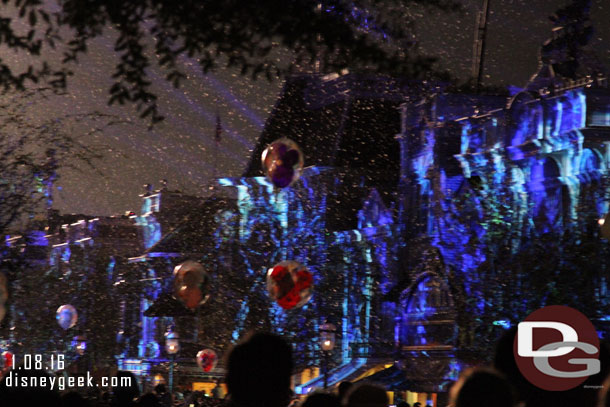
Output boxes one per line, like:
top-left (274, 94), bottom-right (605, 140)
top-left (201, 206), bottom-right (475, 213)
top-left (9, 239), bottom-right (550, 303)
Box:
top-left (449, 367), bottom-right (514, 407)
top-left (0, 366), bottom-right (62, 407)
top-left (225, 332), bottom-right (293, 407)
top-left (345, 383), bottom-right (388, 407)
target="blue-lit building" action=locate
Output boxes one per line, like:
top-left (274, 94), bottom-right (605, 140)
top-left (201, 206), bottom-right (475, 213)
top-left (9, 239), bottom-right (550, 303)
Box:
top-left (114, 63), bottom-right (610, 399)
top-left (2, 15), bottom-right (610, 405)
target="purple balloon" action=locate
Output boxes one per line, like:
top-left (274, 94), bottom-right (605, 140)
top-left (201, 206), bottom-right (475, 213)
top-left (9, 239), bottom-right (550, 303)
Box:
top-left (261, 138), bottom-right (304, 188)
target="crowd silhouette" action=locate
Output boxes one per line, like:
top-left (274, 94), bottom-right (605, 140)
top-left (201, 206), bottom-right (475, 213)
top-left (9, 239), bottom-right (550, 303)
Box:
top-left (1, 331), bottom-right (609, 407)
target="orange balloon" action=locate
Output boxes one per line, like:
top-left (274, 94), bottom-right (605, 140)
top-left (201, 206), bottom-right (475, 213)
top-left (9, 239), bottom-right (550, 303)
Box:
top-left (172, 260), bottom-right (210, 309)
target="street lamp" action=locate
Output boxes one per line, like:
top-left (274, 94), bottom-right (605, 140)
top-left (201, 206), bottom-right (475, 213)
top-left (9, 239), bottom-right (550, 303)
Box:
top-left (165, 327), bottom-right (180, 397)
top-left (69, 335), bottom-right (89, 376)
top-left (73, 335), bottom-right (87, 356)
top-left (319, 322), bottom-right (336, 389)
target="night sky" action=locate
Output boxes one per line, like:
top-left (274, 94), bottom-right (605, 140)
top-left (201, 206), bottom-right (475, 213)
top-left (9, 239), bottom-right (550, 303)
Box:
top-left (25, 0), bottom-right (609, 217)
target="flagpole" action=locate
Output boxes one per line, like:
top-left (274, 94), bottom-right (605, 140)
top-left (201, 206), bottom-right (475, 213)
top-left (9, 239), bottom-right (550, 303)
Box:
top-left (214, 111), bottom-right (218, 183)
top-left (213, 106), bottom-right (222, 189)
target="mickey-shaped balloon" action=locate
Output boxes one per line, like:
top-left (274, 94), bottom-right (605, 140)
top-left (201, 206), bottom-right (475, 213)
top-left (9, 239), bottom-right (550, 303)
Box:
top-left (56, 304), bottom-right (78, 330)
top-left (196, 349), bottom-right (218, 372)
top-left (261, 138), bottom-right (304, 188)
top-left (173, 260), bottom-right (210, 309)
top-left (266, 260), bottom-right (313, 310)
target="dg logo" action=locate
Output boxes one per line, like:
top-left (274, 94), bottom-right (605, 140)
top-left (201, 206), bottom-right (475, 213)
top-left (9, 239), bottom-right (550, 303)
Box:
top-left (514, 305), bottom-right (600, 391)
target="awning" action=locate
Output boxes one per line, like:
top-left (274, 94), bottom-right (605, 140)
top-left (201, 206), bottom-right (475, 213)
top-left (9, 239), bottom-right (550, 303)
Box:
top-left (296, 358), bottom-right (388, 394)
top-left (354, 363), bottom-right (455, 393)
top-left (354, 364), bottom-right (410, 391)
top-left (143, 293), bottom-right (195, 317)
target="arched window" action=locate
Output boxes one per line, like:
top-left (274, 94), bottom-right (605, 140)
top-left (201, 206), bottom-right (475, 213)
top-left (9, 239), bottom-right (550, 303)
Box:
top-left (508, 92), bottom-right (542, 146)
top-left (399, 272), bottom-right (456, 349)
top-left (530, 157), bottom-right (561, 185)
top-left (580, 148), bottom-right (602, 175)
top-left (529, 157), bottom-right (563, 233)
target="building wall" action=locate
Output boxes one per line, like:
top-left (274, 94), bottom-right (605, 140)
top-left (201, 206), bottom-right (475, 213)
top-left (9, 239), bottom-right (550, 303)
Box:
top-left (3, 75), bottom-right (610, 390)
top-left (396, 84), bottom-right (610, 353)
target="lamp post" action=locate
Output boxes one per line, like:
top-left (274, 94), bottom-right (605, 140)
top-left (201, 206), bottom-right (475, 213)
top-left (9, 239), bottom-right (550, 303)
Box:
top-left (165, 327), bottom-right (180, 397)
top-left (70, 335), bottom-right (88, 376)
top-left (73, 335), bottom-right (87, 356)
top-left (319, 322), bottom-right (336, 389)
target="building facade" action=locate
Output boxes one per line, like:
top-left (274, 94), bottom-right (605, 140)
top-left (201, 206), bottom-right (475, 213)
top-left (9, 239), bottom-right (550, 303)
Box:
top-left (2, 15), bottom-right (610, 402)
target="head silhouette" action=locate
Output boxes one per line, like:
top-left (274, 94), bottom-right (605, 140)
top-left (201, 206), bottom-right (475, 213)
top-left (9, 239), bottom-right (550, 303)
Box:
top-left (493, 327), bottom-right (533, 402)
top-left (302, 391), bottom-right (341, 407)
top-left (338, 381), bottom-right (353, 403)
top-left (112, 371), bottom-right (140, 407)
top-left (345, 383), bottom-right (388, 407)
top-left (450, 367), bottom-right (514, 407)
top-left (598, 374), bottom-right (610, 407)
top-left (226, 332), bottom-right (293, 407)
top-left (0, 368), bottom-right (62, 407)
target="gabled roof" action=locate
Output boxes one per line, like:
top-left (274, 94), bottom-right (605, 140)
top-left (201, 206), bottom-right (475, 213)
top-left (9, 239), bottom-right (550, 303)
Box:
top-left (244, 74), bottom-right (404, 231)
top-left (244, 74), bottom-right (403, 178)
top-left (143, 195), bottom-right (237, 255)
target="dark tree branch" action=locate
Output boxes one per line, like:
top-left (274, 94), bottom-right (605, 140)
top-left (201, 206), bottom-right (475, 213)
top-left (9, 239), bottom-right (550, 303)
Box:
top-left (0, 0), bottom-right (461, 125)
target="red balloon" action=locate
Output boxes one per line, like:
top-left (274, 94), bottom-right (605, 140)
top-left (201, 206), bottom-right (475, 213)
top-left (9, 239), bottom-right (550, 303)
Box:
top-left (2, 351), bottom-right (13, 369)
top-left (266, 261), bottom-right (313, 310)
top-left (196, 349), bottom-right (218, 373)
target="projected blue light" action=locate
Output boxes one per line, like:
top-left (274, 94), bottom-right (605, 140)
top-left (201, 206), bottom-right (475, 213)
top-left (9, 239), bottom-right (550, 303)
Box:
top-left (61, 72), bottom-right (608, 387)
top-left (493, 320), bottom-right (511, 329)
